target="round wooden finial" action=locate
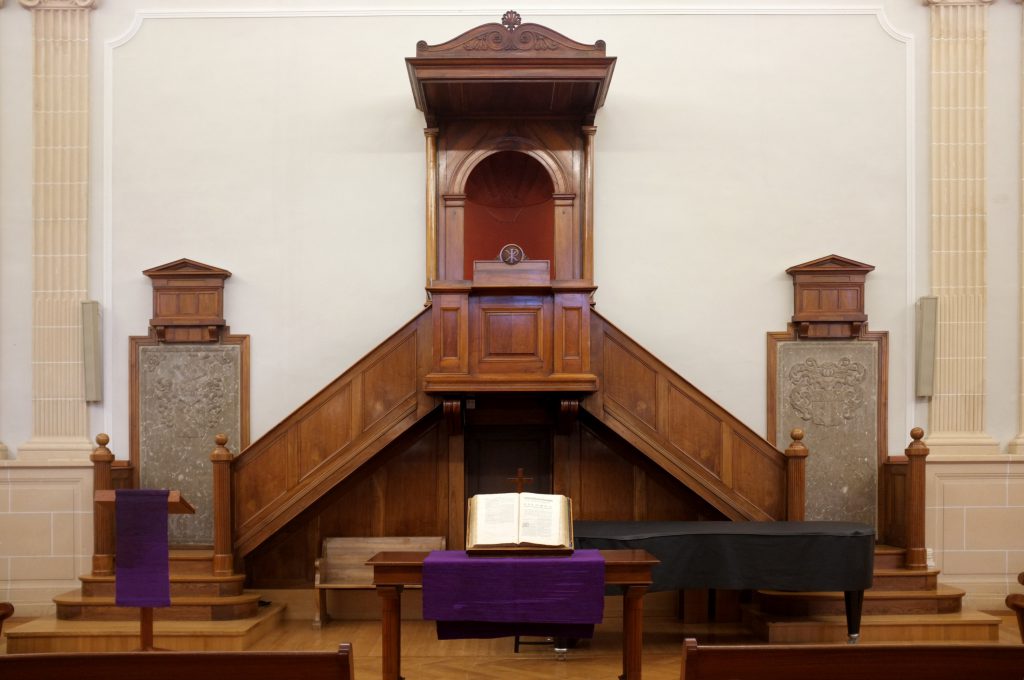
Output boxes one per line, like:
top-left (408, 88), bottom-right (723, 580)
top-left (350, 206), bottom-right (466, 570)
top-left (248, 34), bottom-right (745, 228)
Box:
top-left (95, 433), bottom-right (109, 446)
top-left (910, 427), bottom-right (924, 442)
top-left (215, 433), bottom-right (228, 446)
top-left (790, 428), bottom-right (804, 441)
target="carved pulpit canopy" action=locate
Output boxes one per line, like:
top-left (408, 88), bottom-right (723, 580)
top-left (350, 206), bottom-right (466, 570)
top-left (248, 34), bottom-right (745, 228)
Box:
top-left (406, 10), bottom-right (616, 125)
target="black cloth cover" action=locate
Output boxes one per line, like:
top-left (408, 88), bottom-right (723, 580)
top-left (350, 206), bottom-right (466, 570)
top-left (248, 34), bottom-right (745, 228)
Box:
top-left (573, 520), bottom-right (874, 592)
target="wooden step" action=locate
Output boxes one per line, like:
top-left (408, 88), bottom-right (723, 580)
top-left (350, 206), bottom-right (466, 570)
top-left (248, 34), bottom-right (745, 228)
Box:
top-left (871, 567), bottom-right (940, 591)
top-left (80, 573), bottom-right (246, 598)
top-left (4, 603), bottom-right (285, 653)
top-left (744, 606), bottom-right (1002, 644)
top-left (873, 544), bottom-right (907, 570)
top-left (168, 548), bottom-right (216, 576)
top-left (755, 584), bottom-right (965, 616)
top-left (53, 590), bottom-right (261, 621)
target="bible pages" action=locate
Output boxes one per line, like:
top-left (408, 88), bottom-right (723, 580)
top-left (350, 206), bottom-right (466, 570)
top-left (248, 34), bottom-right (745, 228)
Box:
top-left (466, 492), bottom-right (573, 553)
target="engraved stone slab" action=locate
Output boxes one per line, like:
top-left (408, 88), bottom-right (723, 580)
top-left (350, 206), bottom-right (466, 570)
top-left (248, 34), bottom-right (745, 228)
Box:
top-left (138, 344), bottom-right (241, 544)
top-left (775, 341), bottom-right (878, 526)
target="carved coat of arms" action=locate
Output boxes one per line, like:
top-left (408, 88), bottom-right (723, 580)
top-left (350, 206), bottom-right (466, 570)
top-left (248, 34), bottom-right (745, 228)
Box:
top-left (787, 357), bottom-right (866, 427)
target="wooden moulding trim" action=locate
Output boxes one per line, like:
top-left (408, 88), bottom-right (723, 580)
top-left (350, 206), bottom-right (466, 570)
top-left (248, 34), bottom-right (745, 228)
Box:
top-left (422, 374), bottom-right (598, 393)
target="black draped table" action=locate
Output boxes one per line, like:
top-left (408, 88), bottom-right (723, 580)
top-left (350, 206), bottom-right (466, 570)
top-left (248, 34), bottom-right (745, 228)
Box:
top-left (574, 520), bottom-right (875, 642)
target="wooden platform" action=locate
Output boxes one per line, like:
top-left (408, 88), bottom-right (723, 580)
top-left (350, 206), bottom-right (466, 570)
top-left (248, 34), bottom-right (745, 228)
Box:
top-left (745, 608), bottom-right (1002, 644)
top-left (3, 603), bottom-right (285, 653)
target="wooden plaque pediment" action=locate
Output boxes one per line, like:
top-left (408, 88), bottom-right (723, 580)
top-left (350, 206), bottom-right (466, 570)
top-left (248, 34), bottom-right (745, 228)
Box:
top-left (786, 254), bottom-right (874, 338)
top-left (143, 258), bottom-right (231, 343)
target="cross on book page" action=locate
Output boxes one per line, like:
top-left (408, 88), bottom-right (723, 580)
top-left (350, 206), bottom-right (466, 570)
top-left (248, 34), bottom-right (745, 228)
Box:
top-left (506, 467), bottom-right (534, 493)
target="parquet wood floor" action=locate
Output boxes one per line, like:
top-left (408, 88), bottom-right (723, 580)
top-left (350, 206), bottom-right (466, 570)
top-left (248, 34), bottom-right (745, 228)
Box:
top-left (2, 614), bottom-right (1020, 680)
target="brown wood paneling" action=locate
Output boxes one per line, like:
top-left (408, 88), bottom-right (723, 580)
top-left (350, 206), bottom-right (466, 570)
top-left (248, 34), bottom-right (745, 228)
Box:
top-left (246, 413), bottom-right (448, 587)
top-left (231, 310), bottom-right (435, 558)
top-left (586, 311), bottom-right (787, 521)
top-left (731, 430), bottom-right (785, 518)
top-left (666, 383), bottom-right (723, 478)
top-left (603, 336), bottom-right (658, 430)
top-left (362, 335), bottom-right (417, 431)
top-left (576, 425), bottom-right (637, 520)
top-left (234, 434), bottom-right (293, 534)
top-left (296, 384), bottom-right (354, 480)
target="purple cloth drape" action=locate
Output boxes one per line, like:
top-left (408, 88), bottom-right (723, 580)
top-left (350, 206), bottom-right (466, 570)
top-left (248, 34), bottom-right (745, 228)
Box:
top-left (422, 550), bottom-right (604, 639)
top-left (115, 489), bottom-right (170, 608)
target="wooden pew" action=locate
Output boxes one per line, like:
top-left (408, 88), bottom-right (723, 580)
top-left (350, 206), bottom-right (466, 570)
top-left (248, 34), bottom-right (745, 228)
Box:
top-left (680, 638), bottom-right (1024, 680)
top-left (0, 643), bottom-right (354, 680)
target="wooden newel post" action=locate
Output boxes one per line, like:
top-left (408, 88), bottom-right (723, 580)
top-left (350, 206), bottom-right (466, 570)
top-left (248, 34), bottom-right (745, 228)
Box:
top-left (905, 427), bottom-right (929, 569)
top-left (784, 428), bottom-right (809, 521)
top-left (210, 433), bottom-right (234, 576)
top-left (91, 433), bottom-right (115, 576)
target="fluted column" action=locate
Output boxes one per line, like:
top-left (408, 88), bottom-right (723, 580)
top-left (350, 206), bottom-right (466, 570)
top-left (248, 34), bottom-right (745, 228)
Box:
top-left (17, 0), bottom-right (95, 460)
top-left (926, 0), bottom-right (1000, 455)
top-left (1011, 0), bottom-right (1024, 455)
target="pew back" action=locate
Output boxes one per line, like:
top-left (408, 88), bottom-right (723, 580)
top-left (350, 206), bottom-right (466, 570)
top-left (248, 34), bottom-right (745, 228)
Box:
top-left (0, 643), bottom-right (354, 680)
top-left (681, 638), bottom-right (1024, 680)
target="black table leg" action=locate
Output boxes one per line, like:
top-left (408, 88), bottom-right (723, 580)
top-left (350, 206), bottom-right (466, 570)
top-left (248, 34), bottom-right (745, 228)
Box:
top-left (843, 590), bottom-right (864, 644)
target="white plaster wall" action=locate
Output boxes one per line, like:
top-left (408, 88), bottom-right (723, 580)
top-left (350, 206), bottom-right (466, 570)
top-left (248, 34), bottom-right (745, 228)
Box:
top-left (84, 3), bottom-right (919, 456)
top-left (0, 1), bottom-right (1013, 464)
top-left (0, 7), bottom-right (35, 456)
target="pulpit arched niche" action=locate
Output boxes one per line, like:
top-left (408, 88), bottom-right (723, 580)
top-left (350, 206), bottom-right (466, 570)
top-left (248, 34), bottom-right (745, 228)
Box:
top-left (411, 11), bottom-right (614, 394)
top-left (442, 140), bottom-right (578, 283)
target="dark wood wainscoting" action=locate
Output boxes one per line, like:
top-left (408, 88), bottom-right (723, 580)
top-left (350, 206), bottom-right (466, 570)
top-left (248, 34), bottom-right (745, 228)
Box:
top-left (244, 398), bottom-right (723, 589)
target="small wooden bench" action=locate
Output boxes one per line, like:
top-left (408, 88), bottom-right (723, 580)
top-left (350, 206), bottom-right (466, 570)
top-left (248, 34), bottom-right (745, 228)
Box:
top-left (680, 637), bottom-right (1024, 680)
top-left (0, 644), bottom-right (353, 680)
top-left (314, 536), bottom-right (445, 628)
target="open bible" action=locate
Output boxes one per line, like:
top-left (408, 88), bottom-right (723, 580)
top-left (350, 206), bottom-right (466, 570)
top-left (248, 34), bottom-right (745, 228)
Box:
top-left (466, 492), bottom-right (573, 554)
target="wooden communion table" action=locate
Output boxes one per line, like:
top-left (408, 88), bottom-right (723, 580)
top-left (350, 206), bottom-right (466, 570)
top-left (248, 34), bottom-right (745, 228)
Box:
top-left (368, 549), bottom-right (658, 680)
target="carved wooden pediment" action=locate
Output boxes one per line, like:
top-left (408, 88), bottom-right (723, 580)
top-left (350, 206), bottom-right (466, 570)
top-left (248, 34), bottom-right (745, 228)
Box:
top-left (785, 254), bottom-right (875, 275)
top-left (143, 258), bottom-right (232, 279)
top-left (415, 10), bottom-right (607, 58)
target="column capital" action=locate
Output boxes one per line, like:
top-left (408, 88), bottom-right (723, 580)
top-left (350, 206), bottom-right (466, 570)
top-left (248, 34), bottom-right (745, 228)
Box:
top-left (20, 0), bottom-right (96, 9)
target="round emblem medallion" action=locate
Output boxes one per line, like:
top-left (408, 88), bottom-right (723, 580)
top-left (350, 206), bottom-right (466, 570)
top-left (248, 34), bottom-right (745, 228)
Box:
top-left (499, 244), bottom-right (526, 265)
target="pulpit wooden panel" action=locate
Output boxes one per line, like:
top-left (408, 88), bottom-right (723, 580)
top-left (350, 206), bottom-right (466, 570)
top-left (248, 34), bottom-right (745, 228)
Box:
top-left (666, 384), bottom-right (724, 478)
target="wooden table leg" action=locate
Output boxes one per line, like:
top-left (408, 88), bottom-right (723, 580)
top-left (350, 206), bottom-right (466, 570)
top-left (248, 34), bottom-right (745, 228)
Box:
top-left (621, 584), bottom-right (647, 680)
top-left (378, 585), bottom-right (404, 680)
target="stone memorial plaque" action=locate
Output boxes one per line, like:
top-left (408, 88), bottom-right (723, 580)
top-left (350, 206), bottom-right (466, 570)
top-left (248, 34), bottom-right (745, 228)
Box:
top-left (775, 341), bottom-right (878, 526)
top-left (138, 344), bottom-right (242, 544)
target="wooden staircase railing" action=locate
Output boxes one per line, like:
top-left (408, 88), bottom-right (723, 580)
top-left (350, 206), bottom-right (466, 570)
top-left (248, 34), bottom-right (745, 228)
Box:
top-left (879, 428), bottom-right (930, 568)
top-left (583, 311), bottom-right (805, 521)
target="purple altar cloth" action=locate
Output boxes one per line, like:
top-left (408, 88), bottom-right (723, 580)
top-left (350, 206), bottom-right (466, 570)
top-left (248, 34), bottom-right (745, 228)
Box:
top-left (422, 550), bottom-right (604, 640)
top-left (115, 489), bottom-right (170, 608)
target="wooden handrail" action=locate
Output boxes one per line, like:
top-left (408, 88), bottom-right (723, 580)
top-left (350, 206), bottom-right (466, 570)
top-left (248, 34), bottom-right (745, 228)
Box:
top-left (784, 428), bottom-right (808, 521)
top-left (904, 427), bottom-right (929, 569)
top-left (90, 433), bottom-right (115, 576)
top-left (211, 433), bottom-right (234, 576)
